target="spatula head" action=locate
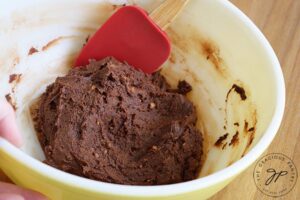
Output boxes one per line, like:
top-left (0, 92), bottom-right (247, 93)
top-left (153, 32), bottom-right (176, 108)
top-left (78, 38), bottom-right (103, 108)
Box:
top-left (75, 6), bottom-right (171, 74)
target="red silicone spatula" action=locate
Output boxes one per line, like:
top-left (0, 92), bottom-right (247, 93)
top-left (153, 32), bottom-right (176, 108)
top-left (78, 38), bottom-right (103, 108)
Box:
top-left (75, 0), bottom-right (189, 74)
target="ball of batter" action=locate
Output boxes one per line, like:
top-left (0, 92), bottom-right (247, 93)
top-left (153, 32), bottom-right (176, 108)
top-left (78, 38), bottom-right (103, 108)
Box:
top-left (36, 57), bottom-right (203, 185)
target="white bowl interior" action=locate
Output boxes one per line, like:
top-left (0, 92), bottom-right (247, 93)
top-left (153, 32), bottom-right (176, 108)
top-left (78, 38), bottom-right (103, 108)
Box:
top-left (0, 0), bottom-right (282, 180)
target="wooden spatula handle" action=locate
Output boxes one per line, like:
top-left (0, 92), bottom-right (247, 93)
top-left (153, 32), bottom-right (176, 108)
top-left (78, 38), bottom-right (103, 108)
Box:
top-left (149, 0), bottom-right (189, 31)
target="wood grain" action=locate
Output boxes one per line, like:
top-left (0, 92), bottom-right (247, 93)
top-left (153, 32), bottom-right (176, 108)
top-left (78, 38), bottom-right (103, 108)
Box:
top-left (210, 0), bottom-right (300, 199)
top-left (0, 1), bottom-right (299, 199)
top-left (149, 0), bottom-right (189, 30)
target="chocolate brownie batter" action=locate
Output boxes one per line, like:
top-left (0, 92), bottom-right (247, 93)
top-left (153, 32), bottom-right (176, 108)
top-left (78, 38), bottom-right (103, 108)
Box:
top-left (36, 57), bottom-right (203, 185)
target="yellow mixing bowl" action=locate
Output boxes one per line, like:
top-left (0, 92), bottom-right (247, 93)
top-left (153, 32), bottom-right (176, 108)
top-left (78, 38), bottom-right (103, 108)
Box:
top-left (0, 0), bottom-right (285, 199)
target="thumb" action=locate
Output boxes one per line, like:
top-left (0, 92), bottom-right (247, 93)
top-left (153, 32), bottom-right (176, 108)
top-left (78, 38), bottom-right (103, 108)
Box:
top-left (0, 99), bottom-right (22, 147)
top-left (0, 194), bottom-right (24, 200)
top-left (0, 182), bottom-right (47, 200)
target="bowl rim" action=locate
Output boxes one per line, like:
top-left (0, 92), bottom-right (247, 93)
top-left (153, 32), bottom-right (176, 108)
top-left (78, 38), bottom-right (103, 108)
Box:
top-left (0, 0), bottom-right (285, 197)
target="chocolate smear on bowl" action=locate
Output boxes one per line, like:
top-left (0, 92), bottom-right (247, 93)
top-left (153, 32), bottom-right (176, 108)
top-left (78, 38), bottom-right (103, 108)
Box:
top-left (214, 133), bottom-right (228, 147)
top-left (5, 93), bottom-right (17, 110)
top-left (9, 74), bottom-right (22, 84)
top-left (28, 47), bottom-right (39, 55)
top-left (229, 131), bottom-right (239, 147)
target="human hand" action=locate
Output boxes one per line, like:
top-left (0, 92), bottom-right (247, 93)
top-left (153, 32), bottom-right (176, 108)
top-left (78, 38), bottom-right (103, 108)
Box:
top-left (0, 99), bottom-right (22, 147)
top-left (0, 99), bottom-right (47, 200)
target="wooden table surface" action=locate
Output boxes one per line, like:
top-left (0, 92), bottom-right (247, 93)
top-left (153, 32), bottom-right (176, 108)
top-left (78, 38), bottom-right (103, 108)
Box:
top-left (210, 0), bottom-right (300, 199)
top-left (0, 0), bottom-right (299, 199)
